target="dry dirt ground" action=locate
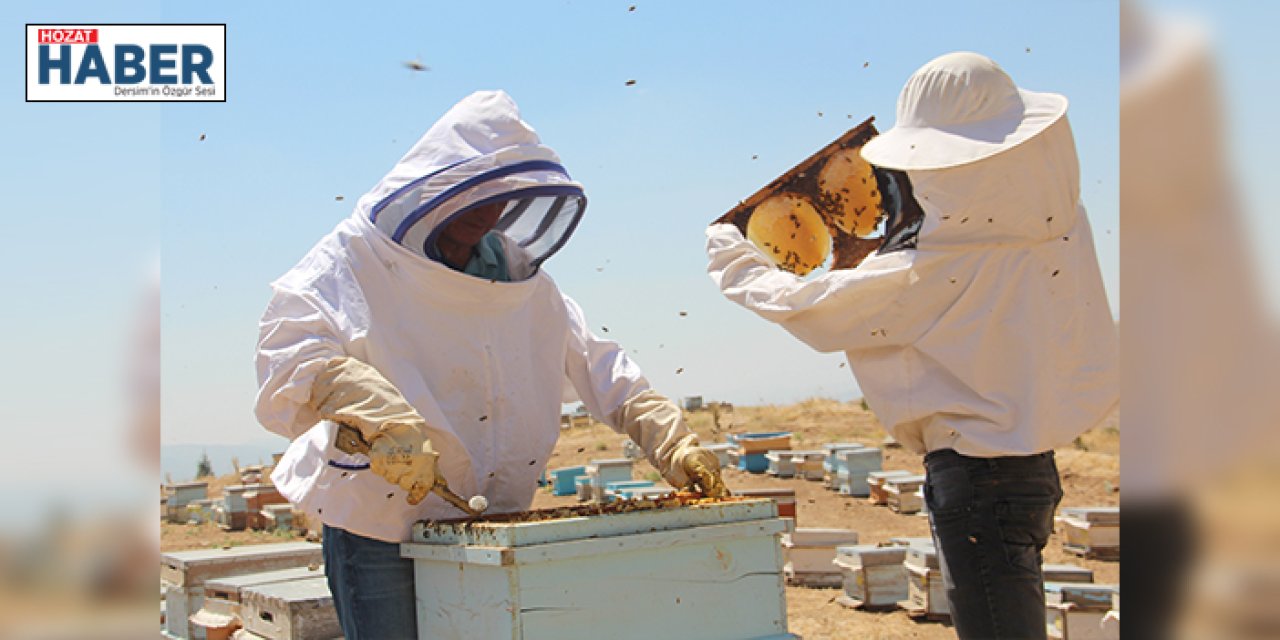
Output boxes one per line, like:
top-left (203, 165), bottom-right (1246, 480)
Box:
top-left (162, 398), bottom-right (1120, 639)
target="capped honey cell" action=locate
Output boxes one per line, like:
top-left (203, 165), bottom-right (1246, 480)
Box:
top-left (747, 194), bottom-right (830, 276)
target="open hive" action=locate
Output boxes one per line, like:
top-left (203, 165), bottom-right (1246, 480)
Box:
top-left (405, 494), bottom-right (795, 639)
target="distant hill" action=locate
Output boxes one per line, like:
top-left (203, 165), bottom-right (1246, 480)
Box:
top-left (161, 440), bottom-right (288, 483)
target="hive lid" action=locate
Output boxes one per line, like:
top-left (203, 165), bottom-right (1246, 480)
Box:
top-left (1060, 506), bottom-right (1119, 525)
top-left (412, 498), bottom-right (778, 548)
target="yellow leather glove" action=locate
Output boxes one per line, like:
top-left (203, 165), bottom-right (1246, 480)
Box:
top-left (308, 356), bottom-right (442, 505)
top-left (672, 436), bottom-right (730, 499)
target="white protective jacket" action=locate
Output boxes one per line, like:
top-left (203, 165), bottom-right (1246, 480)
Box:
top-left (708, 118), bottom-right (1118, 457)
top-left (256, 91), bottom-right (681, 542)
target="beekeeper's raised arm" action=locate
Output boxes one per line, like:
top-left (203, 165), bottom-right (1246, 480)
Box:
top-left (254, 280), bottom-right (444, 505)
top-left (561, 294), bottom-right (727, 498)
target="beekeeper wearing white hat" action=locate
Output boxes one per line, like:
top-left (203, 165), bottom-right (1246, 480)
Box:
top-left (256, 90), bottom-right (726, 639)
top-left (707, 52), bottom-right (1116, 639)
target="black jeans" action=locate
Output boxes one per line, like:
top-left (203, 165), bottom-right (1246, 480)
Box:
top-left (924, 449), bottom-right (1063, 640)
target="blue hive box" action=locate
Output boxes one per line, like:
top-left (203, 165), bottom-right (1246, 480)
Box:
top-left (549, 466), bottom-right (588, 496)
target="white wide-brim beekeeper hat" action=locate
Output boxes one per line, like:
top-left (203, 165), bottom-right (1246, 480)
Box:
top-left (861, 51), bottom-right (1068, 170)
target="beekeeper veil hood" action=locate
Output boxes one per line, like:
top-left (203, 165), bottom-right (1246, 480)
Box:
top-left (861, 51), bottom-right (1068, 170)
top-left (357, 90), bottom-right (586, 280)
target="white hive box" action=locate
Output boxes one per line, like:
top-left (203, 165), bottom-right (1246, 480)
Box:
top-left (884, 475), bottom-right (927, 514)
top-left (765, 450), bottom-right (797, 477)
top-left (780, 528), bottom-right (859, 588)
top-left (586, 458), bottom-right (634, 502)
top-left (1058, 507), bottom-right (1120, 560)
top-left (822, 444), bottom-right (865, 489)
top-left (1045, 583), bottom-right (1119, 640)
top-left (865, 471), bottom-right (916, 504)
top-left (832, 544), bottom-right (908, 609)
top-left (705, 442), bottom-right (735, 469)
top-left (902, 544), bottom-right (949, 620)
top-left (192, 566), bottom-right (324, 639)
top-left (835, 447), bottom-right (882, 496)
top-left (161, 542), bottom-right (323, 640)
top-left (403, 499), bottom-right (795, 640)
top-left (240, 576), bottom-right (341, 640)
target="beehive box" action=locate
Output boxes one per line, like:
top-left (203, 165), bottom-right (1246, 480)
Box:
top-left (736, 432), bottom-right (792, 455)
top-left (822, 444), bottom-right (866, 489)
top-left (549, 465), bottom-right (588, 497)
top-left (403, 498), bottom-right (795, 639)
top-left (793, 451), bottom-right (827, 481)
top-left (736, 487), bottom-right (798, 520)
top-left (739, 452), bottom-right (770, 474)
top-left (833, 545), bottom-right (908, 609)
top-left (705, 442), bottom-right (735, 469)
top-left (161, 542), bottom-right (323, 640)
top-left (904, 562), bottom-right (950, 620)
top-left (187, 596), bottom-right (238, 640)
top-left (1045, 583), bottom-right (1119, 640)
top-left (240, 576), bottom-right (341, 640)
top-left (603, 480), bottom-right (655, 502)
top-left (192, 566), bottom-right (325, 639)
top-left (902, 543), bottom-right (948, 620)
top-left (835, 447), bottom-right (883, 496)
top-left (1058, 507), bottom-right (1120, 559)
top-left (574, 476), bottom-right (592, 502)
top-left (884, 475), bottom-right (927, 514)
top-left (586, 459), bottom-right (634, 502)
top-left (781, 528), bottom-right (859, 588)
top-left (260, 503), bottom-right (295, 532)
top-left (1042, 563), bottom-right (1094, 584)
top-left (765, 450), bottom-right (797, 477)
top-left (867, 471), bottom-right (913, 504)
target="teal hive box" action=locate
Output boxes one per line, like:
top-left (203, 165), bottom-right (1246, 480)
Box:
top-left (549, 466), bottom-right (588, 496)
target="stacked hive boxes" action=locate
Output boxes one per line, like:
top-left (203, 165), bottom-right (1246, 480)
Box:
top-left (902, 542), bottom-right (950, 620)
top-left (767, 450), bottom-right (825, 480)
top-left (161, 542), bottom-right (323, 640)
top-left (780, 528), bottom-right (860, 587)
top-left (548, 465), bottom-right (588, 497)
top-left (835, 447), bottom-right (883, 496)
top-left (867, 470), bottom-right (915, 505)
top-left (190, 565), bottom-right (325, 640)
top-left (883, 474), bottom-right (927, 514)
top-left (239, 576), bottom-right (341, 640)
top-left (704, 442), bottom-right (735, 469)
top-left (1045, 582), bottom-right (1119, 640)
top-left (822, 443), bottom-right (865, 490)
top-left (832, 544), bottom-right (909, 609)
top-left (735, 487), bottom-right (798, 520)
top-left (1058, 507), bottom-right (1119, 560)
top-left (585, 458), bottom-right (633, 502)
top-left (165, 482), bottom-right (210, 524)
top-left (733, 432), bottom-right (792, 473)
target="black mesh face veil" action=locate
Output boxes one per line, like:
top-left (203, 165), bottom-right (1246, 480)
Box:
top-left (375, 157), bottom-right (587, 281)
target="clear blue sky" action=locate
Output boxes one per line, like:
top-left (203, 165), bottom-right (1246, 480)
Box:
top-left (2, 1), bottom-right (1132, 454)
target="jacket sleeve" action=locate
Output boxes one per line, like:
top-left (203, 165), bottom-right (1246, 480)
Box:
top-left (254, 285), bottom-right (346, 441)
top-left (561, 294), bottom-right (693, 480)
top-left (706, 223), bottom-right (918, 352)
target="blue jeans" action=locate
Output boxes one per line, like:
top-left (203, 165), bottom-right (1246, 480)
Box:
top-left (323, 525), bottom-right (418, 640)
top-left (924, 449), bottom-right (1063, 640)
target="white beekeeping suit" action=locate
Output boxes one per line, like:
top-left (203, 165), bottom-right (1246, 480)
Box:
top-left (707, 54), bottom-right (1117, 457)
top-left (256, 91), bottom-right (718, 542)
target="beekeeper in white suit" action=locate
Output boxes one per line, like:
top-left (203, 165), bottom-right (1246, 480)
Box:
top-left (707, 52), bottom-right (1117, 639)
top-left (256, 90), bottom-right (725, 640)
